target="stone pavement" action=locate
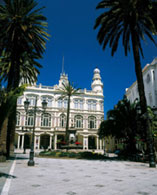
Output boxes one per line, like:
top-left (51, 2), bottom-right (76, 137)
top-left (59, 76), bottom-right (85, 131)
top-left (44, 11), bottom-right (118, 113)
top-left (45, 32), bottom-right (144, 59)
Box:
top-left (0, 158), bottom-right (14, 195)
top-left (0, 150), bottom-right (157, 195)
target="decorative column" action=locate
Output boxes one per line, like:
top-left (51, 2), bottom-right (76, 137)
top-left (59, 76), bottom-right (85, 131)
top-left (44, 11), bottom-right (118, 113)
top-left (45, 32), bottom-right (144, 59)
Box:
top-left (100, 139), bottom-right (102, 150)
top-left (96, 137), bottom-right (99, 150)
top-left (49, 135), bottom-right (52, 149)
top-left (34, 135), bottom-right (37, 149)
top-left (17, 134), bottom-right (21, 149)
top-left (86, 137), bottom-right (88, 150)
top-left (83, 136), bottom-right (86, 150)
top-left (54, 134), bottom-right (57, 150)
top-left (38, 136), bottom-right (40, 149)
top-left (21, 135), bottom-right (24, 149)
top-left (83, 136), bottom-right (88, 150)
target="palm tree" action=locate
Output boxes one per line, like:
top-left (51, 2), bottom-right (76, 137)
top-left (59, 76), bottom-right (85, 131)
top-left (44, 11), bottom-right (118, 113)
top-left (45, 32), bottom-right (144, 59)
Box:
top-left (94, 0), bottom-right (156, 167)
top-left (0, 85), bottom-right (25, 161)
top-left (0, 0), bottom-right (49, 157)
top-left (58, 81), bottom-right (80, 144)
top-left (99, 97), bottom-right (143, 154)
top-left (0, 50), bottom-right (42, 85)
top-left (0, 0), bottom-right (49, 89)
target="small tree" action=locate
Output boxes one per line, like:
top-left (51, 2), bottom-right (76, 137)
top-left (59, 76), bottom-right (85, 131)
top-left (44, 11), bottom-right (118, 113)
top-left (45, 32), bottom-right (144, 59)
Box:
top-left (99, 97), bottom-right (143, 154)
top-left (58, 82), bottom-right (80, 144)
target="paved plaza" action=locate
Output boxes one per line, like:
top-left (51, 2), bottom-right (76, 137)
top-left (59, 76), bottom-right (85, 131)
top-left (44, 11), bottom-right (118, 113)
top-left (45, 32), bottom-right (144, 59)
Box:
top-left (0, 151), bottom-right (157, 195)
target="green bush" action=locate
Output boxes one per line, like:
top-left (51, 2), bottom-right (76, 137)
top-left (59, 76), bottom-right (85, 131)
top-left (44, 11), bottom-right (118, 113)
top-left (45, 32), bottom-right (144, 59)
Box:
top-left (58, 152), bottom-right (69, 157)
top-left (68, 152), bottom-right (78, 158)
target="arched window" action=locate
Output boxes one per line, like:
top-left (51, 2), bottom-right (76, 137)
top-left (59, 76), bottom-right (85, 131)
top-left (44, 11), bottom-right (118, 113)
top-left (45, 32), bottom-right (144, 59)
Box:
top-left (60, 114), bottom-right (66, 127)
top-left (153, 70), bottom-right (155, 81)
top-left (88, 116), bottom-right (96, 129)
top-left (74, 115), bottom-right (83, 128)
top-left (25, 113), bottom-right (34, 126)
top-left (41, 113), bottom-right (51, 127)
top-left (146, 74), bottom-right (151, 84)
top-left (16, 112), bottom-right (20, 126)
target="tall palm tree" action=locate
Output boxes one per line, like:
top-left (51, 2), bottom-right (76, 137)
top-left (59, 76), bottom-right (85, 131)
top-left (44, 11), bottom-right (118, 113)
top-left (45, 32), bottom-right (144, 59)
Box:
top-left (58, 81), bottom-right (80, 143)
top-left (0, 0), bottom-right (49, 157)
top-left (94, 0), bottom-right (157, 167)
top-left (0, 50), bottom-right (42, 85)
top-left (0, 85), bottom-right (25, 161)
top-left (0, 0), bottom-right (49, 89)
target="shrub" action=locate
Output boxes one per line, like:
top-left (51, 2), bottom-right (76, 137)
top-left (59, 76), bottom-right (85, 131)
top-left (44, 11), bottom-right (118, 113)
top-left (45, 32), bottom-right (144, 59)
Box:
top-left (68, 152), bottom-right (78, 158)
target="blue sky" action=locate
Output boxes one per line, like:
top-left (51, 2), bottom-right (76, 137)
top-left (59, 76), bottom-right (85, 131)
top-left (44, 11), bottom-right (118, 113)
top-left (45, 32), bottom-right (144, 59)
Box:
top-left (37, 0), bottom-right (157, 117)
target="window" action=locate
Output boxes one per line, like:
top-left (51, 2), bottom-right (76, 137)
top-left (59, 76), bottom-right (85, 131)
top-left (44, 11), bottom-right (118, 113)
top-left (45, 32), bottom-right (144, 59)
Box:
top-left (74, 99), bottom-right (83, 110)
top-left (100, 101), bottom-right (104, 111)
top-left (64, 99), bottom-right (68, 108)
top-left (58, 99), bottom-right (62, 108)
top-left (42, 96), bottom-right (52, 107)
top-left (25, 113), bottom-right (34, 126)
top-left (146, 74), bottom-right (151, 84)
top-left (74, 115), bottom-right (83, 128)
top-left (16, 112), bottom-right (20, 126)
top-left (149, 93), bottom-right (153, 106)
top-left (17, 98), bottom-right (22, 105)
top-left (88, 116), bottom-right (96, 129)
top-left (153, 70), bottom-right (155, 81)
top-left (58, 99), bottom-right (68, 108)
top-left (155, 91), bottom-right (157, 106)
top-left (27, 97), bottom-right (35, 106)
top-left (60, 114), bottom-right (66, 127)
top-left (88, 100), bottom-right (96, 111)
top-left (47, 98), bottom-right (52, 107)
top-left (41, 113), bottom-right (51, 127)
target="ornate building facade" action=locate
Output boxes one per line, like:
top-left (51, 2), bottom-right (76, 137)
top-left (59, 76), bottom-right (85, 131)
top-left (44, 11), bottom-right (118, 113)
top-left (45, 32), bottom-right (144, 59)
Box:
top-left (15, 68), bottom-right (104, 151)
top-left (126, 58), bottom-right (157, 108)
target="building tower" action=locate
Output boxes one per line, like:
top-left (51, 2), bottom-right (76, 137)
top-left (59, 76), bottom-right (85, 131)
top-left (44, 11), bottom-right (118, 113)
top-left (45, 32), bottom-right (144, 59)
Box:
top-left (91, 68), bottom-right (103, 95)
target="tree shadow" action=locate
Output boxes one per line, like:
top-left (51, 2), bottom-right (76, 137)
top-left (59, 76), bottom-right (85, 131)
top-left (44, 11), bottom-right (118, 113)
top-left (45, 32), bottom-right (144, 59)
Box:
top-left (0, 172), bottom-right (16, 178)
top-left (8, 156), bottom-right (29, 160)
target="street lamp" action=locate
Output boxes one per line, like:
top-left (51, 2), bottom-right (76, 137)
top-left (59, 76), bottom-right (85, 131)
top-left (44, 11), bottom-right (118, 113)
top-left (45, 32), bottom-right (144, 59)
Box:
top-left (24, 96), bottom-right (47, 166)
top-left (137, 105), bottom-right (156, 168)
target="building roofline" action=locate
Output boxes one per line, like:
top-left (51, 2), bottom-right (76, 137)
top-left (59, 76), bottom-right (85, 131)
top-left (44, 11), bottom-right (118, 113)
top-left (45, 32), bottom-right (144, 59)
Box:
top-left (126, 57), bottom-right (157, 93)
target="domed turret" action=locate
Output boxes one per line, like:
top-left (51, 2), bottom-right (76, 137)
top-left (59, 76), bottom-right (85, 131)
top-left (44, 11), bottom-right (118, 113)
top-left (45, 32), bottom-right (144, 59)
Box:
top-left (59, 73), bottom-right (68, 87)
top-left (91, 68), bottom-right (103, 94)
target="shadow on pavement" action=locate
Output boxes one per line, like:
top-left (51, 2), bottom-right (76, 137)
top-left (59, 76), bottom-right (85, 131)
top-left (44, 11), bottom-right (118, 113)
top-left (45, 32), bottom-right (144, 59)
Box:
top-left (8, 156), bottom-right (29, 161)
top-left (0, 172), bottom-right (16, 179)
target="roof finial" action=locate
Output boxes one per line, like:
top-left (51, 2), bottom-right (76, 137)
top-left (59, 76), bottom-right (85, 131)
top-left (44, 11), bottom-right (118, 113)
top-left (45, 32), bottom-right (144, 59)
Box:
top-left (62, 55), bottom-right (65, 75)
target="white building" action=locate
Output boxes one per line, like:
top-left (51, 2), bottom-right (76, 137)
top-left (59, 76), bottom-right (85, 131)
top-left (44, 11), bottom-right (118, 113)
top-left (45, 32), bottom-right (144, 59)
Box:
top-left (126, 58), bottom-right (157, 108)
top-left (15, 68), bottom-right (104, 152)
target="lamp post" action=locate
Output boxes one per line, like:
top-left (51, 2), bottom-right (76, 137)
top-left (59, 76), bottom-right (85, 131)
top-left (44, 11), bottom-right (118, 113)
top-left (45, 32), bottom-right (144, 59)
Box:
top-left (137, 105), bottom-right (156, 168)
top-left (24, 96), bottom-right (47, 166)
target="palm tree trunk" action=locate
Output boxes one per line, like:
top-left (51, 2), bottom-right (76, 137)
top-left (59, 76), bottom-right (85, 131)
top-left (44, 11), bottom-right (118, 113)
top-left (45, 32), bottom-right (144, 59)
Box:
top-left (0, 118), bottom-right (8, 162)
top-left (65, 95), bottom-right (70, 144)
top-left (131, 30), bottom-right (156, 167)
top-left (6, 101), bottom-right (17, 158)
top-left (6, 54), bottom-right (19, 158)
